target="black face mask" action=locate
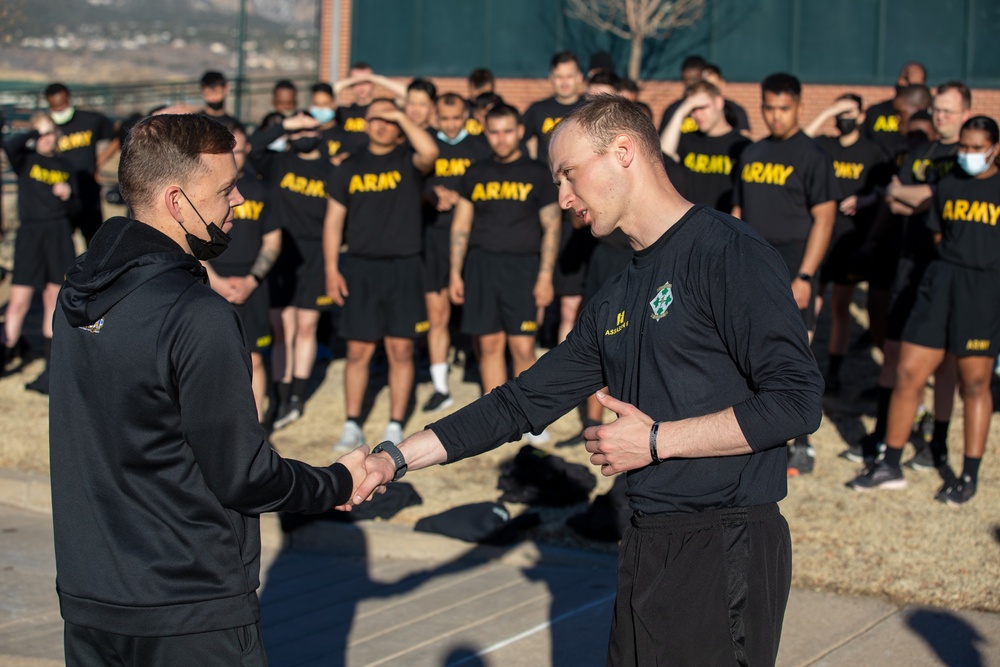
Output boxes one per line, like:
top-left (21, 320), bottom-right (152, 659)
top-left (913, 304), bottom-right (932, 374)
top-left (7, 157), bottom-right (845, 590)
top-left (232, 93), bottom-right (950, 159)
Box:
top-left (205, 99), bottom-right (225, 111)
top-left (835, 117), bottom-right (858, 135)
top-left (290, 136), bottom-right (321, 153)
top-left (177, 190), bottom-right (231, 260)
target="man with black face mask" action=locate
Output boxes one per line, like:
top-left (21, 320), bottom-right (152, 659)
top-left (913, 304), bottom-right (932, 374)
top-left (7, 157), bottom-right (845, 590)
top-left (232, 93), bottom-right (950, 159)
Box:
top-left (249, 111), bottom-right (337, 430)
top-left (199, 70), bottom-right (239, 128)
top-left (804, 94), bottom-right (893, 394)
top-left (48, 113), bottom-right (368, 666)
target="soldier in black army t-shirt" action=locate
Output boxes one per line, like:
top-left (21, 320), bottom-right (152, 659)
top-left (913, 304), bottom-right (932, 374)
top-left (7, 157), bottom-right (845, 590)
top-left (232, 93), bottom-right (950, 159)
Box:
top-left (325, 98), bottom-right (439, 450)
top-left (850, 82), bottom-right (971, 470)
top-left (661, 80), bottom-right (750, 212)
top-left (334, 63), bottom-right (407, 156)
top-left (850, 116), bottom-right (1000, 504)
top-left (249, 111), bottom-right (336, 431)
top-left (523, 52), bottom-right (593, 346)
top-left (420, 93), bottom-right (491, 412)
top-left (449, 104), bottom-right (561, 443)
top-left (44, 83), bottom-right (116, 244)
top-left (2, 112), bottom-right (79, 391)
top-left (206, 123), bottom-right (280, 423)
top-left (804, 94), bottom-right (893, 395)
top-left (309, 82), bottom-right (351, 166)
top-left (863, 62), bottom-right (927, 151)
top-left (732, 73), bottom-right (838, 476)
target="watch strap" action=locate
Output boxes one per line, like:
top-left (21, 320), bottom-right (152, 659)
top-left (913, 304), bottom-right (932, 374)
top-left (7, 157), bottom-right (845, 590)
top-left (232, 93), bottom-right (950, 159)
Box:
top-left (372, 440), bottom-right (407, 481)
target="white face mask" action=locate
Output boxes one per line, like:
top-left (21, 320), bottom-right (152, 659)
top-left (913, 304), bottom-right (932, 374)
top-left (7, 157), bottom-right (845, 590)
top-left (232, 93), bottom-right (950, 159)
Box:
top-left (50, 106), bottom-right (75, 125)
top-left (958, 147), bottom-right (996, 176)
top-left (268, 137), bottom-right (287, 152)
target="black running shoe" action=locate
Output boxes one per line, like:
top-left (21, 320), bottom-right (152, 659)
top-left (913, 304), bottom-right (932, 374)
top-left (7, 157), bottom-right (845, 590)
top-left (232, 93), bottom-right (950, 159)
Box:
top-left (422, 391), bottom-right (454, 413)
top-left (272, 397), bottom-right (303, 431)
top-left (25, 369), bottom-right (50, 396)
top-left (935, 475), bottom-right (976, 505)
top-left (904, 441), bottom-right (936, 471)
top-left (847, 461), bottom-right (906, 491)
top-left (787, 443), bottom-right (815, 476)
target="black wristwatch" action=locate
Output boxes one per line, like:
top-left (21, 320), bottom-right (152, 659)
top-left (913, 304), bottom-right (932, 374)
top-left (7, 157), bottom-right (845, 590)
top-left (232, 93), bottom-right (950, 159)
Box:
top-left (372, 440), bottom-right (407, 482)
top-left (796, 272), bottom-right (813, 281)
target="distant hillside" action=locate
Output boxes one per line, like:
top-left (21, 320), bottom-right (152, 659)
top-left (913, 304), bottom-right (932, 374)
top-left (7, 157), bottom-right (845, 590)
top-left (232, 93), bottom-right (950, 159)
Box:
top-left (0, 0), bottom-right (320, 86)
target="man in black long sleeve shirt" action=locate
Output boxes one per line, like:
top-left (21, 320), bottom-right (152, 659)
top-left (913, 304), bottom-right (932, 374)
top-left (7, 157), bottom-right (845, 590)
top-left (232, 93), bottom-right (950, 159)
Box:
top-left (49, 114), bottom-right (365, 666)
top-left (350, 96), bottom-right (822, 665)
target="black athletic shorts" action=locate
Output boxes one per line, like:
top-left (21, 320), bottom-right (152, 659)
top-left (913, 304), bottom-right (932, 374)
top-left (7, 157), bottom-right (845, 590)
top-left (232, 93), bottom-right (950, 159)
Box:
top-left (462, 248), bottom-right (539, 336)
top-left (902, 260), bottom-right (1000, 357)
top-left (269, 232), bottom-right (333, 311)
top-left (339, 254), bottom-right (428, 340)
top-left (772, 241), bottom-right (817, 331)
top-left (584, 242), bottom-right (633, 304)
top-left (233, 282), bottom-right (272, 352)
top-left (553, 218), bottom-right (597, 297)
top-left (422, 226), bottom-right (450, 294)
top-left (608, 503), bottom-right (792, 667)
top-left (886, 255), bottom-right (929, 341)
top-left (820, 226), bottom-right (869, 285)
top-left (64, 620), bottom-right (267, 667)
top-left (12, 219), bottom-right (75, 289)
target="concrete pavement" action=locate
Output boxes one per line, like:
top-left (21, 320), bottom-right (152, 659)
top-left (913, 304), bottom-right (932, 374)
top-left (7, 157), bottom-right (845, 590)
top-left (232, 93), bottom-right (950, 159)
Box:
top-left (2, 471), bottom-right (998, 666)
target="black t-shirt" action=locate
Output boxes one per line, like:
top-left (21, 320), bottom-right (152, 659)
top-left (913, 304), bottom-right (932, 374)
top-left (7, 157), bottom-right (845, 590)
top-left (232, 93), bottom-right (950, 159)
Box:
top-left (335, 103), bottom-right (370, 153)
top-left (430, 205), bottom-right (823, 514)
top-left (424, 132), bottom-right (492, 231)
top-left (658, 98), bottom-right (751, 135)
top-left (676, 130), bottom-right (751, 211)
top-left (54, 109), bottom-right (115, 176)
top-left (330, 144), bottom-right (424, 258)
top-left (897, 141), bottom-right (959, 262)
top-left (862, 98), bottom-right (899, 145)
top-left (733, 131), bottom-right (840, 244)
top-left (321, 125), bottom-right (352, 162)
top-left (928, 169), bottom-right (1000, 271)
top-left (815, 135), bottom-right (892, 232)
top-left (459, 155), bottom-right (559, 255)
top-left (522, 96), bottom-right (585, 165)
top-left (210, 173), bottom-right (275, 276)
top-left (3, 132), bottom-right (79, 224)
top-left (248, 125), bottom-right (336, 241)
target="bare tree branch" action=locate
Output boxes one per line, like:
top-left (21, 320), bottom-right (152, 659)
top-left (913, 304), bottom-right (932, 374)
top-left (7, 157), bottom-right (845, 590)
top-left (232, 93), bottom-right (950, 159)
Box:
top-left (565, 0), bottom-right (706, 79)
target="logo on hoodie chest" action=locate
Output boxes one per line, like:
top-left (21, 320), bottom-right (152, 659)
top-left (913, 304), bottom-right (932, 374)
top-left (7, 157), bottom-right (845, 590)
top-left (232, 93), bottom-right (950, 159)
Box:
top-left (78, 317), bottom-right (105, 334)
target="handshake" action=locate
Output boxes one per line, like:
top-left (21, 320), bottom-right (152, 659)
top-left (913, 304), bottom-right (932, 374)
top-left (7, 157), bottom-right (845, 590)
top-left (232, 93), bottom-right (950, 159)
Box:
top-left (331, 429), bottom-right (448, 510)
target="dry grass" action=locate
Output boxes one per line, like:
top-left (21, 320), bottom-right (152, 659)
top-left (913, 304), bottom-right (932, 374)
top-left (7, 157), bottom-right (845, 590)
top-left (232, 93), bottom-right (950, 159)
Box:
top-left (1, 290), bottom-right (998, 614)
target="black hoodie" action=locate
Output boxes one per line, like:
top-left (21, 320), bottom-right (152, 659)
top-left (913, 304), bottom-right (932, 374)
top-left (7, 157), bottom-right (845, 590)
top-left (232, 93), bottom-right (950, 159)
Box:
top-left (49, 216), bottom-right (353, 636)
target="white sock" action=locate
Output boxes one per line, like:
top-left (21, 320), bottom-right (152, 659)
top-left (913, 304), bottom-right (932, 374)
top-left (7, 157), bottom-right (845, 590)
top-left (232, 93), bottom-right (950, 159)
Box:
top-left (430, 362), bottom-right (449, 394)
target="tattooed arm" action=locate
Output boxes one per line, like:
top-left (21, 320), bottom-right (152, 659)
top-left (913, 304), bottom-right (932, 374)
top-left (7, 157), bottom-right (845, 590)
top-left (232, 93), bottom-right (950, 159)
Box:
top-left (449, 197), bottom-right (474, 305)
top-left (534, 202), bottom-right (561, 308)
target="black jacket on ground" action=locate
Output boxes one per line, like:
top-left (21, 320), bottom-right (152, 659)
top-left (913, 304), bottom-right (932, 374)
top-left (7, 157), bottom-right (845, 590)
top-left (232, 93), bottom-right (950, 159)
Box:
top-left (49, 216), bottom-right (353, 636)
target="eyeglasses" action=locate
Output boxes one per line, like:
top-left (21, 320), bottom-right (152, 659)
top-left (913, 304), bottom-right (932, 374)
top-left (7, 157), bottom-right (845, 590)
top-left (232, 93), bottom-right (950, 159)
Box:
top-left (931, 107), bottom-right (962, 116)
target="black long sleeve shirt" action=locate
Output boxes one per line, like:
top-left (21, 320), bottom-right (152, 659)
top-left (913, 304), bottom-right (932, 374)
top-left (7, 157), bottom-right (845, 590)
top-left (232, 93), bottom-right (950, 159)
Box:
top-left (432, 205), bottom-right (823, 515)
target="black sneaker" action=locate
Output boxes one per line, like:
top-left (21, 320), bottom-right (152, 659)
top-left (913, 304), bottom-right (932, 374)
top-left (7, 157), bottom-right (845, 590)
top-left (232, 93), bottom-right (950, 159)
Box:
top-left (847, 461), bottom-right (907, 491)
top-left (25, 369), bottom-right (50, 396)
top-left (787, 443), bottom-right (815, 476)
top-left (841, 433), bottom-right (882, 463)
top-left (904, 441), bottom-right (936, 471)
top-left (272, 397), bottom-right (302, 431)
top-left (422, 391), bottom-right (454, 413)
top-left (935, 475), bottom-right (977, 505)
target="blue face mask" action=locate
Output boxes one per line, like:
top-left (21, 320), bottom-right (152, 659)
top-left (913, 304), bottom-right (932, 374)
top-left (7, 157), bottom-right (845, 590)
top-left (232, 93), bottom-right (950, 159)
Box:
top-left (310, 106), bottom-right (336, 125)
top-left (957, 148), bottom-right (995, 176)
top-left (437, 128), bottom-right (469, 145)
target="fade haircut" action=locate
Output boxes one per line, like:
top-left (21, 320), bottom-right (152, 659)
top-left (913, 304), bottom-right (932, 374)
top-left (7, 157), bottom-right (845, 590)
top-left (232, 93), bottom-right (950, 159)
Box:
top-left (761, 73), bottom-right (801, 100)
top-left (555, 94), bottom-right (663, 167)
top-left (44, 82), bottom-right (70, 98)
top-left (681, 55), bottom-right (707, 73)
top-left (118, 114), bottom-right (235, 214)
top-left (937, 81), bottom-right (972, 109)
top-left (408, 78), bottom-right (438, 102)
top-left (550, 51), bottom-right (580, 70)
top-left (485, 103), bottom-right (521, 126)
top-left (310, 81), bottom-right (334, 97)
top-left (200, 71), bottom-right (226, 88)
top-left (468, 68), bottom-right (494, 90)
top-left (897, 84), bottom-right (932, 109)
